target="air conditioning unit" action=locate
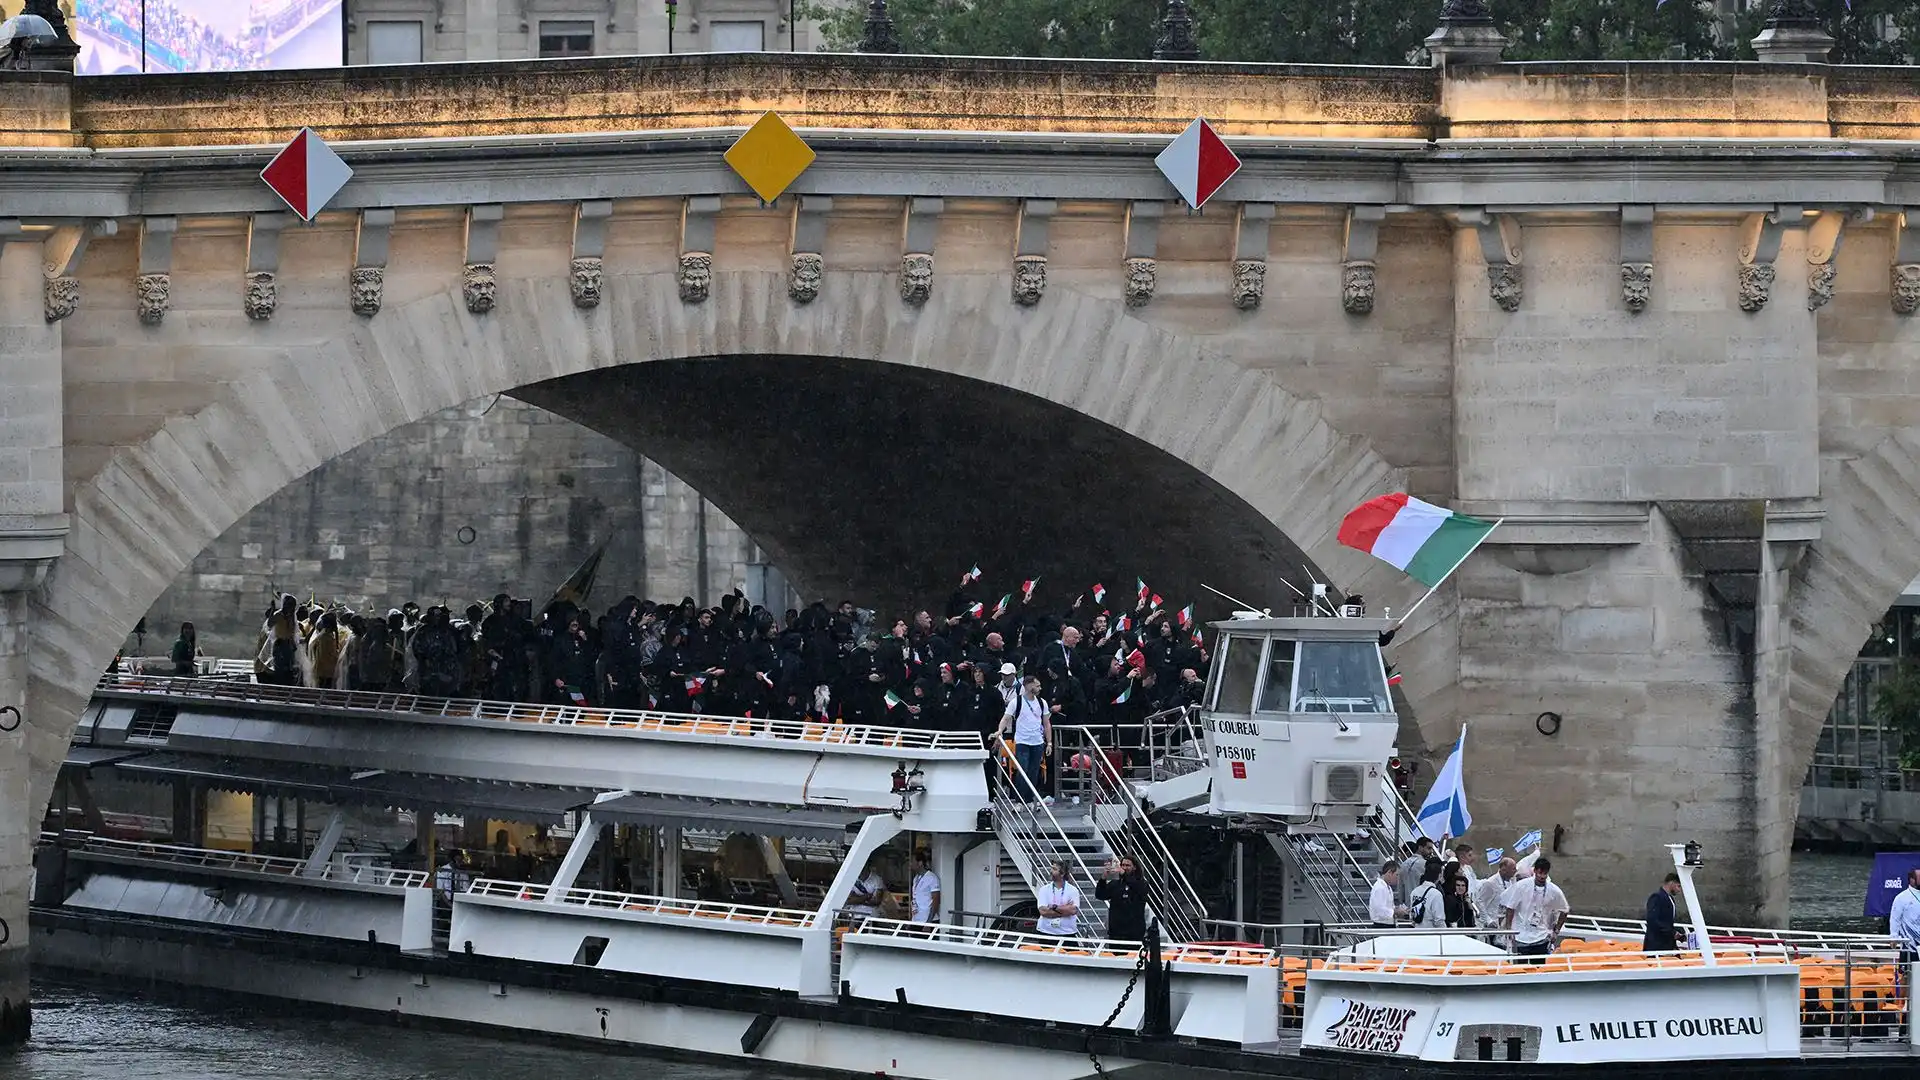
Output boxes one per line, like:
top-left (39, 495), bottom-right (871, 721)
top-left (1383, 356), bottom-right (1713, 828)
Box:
top-left (1311, 760), bottom-right (1381, 806)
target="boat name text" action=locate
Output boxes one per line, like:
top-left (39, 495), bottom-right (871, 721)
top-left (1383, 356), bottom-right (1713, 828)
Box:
top-left (1324, 1000), bottom-right (1417, 1054)
top-left (1208, 719), bottom-right (1260, 736)
top-left (1553, 1016), bottom-right (1764, 1044)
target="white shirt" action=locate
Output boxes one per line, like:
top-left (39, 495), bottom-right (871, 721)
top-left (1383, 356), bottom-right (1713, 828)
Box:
top-left (1409, 881), bottom-right (1445, 928)
top-left (1473, 873), bottom-right (1515, 929)
top-left (1368, 877), bottom-right (1397, 924)
top-left (1005, 693), bottom-right (1047, 745)
top-left (1501, 877), bottom-right (1570, 946)
top-left (847, 871), bottom-right (886, 917)
top-left (1035, 880), bottom-right (1081, 936)
top-left (911, 869), bottom-right (941, 922)
top-left (1891, 886), bottom-right (1920, 948)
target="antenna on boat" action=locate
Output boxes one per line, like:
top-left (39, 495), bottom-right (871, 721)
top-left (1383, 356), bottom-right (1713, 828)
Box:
top-left (1200, 583), bottom-right (1269, 617)
top-left (1298, 565), bottom-right (1340, 617)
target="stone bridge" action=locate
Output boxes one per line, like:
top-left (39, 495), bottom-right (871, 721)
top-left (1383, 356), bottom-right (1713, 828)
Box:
top-left (6, 51), bottom-right (1920, 1030)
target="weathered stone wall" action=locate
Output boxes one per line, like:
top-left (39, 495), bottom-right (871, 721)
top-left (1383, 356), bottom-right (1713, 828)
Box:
top-left (136, 396), bottom-right (777, 660)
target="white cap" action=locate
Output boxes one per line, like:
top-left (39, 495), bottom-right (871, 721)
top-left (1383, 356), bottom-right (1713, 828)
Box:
top-left (999, 662), bottom-right (1017, 676)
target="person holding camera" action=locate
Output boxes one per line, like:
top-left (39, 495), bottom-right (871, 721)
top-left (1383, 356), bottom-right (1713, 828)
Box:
top-left (1095, 856), bottom-right (1148, 941)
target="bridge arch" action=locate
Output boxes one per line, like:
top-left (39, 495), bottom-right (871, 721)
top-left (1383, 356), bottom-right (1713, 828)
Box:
top-left (27, 265), bottom-right (1413, 814)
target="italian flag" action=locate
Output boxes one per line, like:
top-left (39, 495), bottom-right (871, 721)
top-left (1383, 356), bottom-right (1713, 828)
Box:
top-left (1021, 577), bottom-right (1039, 601)
top-left (967, 601), bottom-right (984, 618)
top-left (992, 593), bottom-right (1012, 619)
top-left (1149, 593), bottom-right (1163, 611)
top-left (1337, 494), bottom-right (1499, 587)
top-left (1091, 583), bottom-right (1106, 604)
top-left (1115, 614), bottom-right (1131, 632)
top-left (1113, 683), bottom-right (1132, 705)
top-left (883, 689), bottom-right (904, 711)
top-left (965, 565), bottom-right (982, 583)
top-left (1136, 578), bottom-right (1149, 602)
top-left (1176, 604), bottom-right (1193, 628)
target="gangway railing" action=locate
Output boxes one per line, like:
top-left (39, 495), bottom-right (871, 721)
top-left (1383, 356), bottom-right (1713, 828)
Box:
top-left (94, 673), bottom-right (982, 751)
top-left (987, 739), bottom-right (1109, 939)
top-left (1055, 725), bottom-right (1208, 943)
top-left (65, 835), bottom-right (430, 889)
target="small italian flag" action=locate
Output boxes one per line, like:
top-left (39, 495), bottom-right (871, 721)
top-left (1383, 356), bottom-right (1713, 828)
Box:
top-left (1150, 593), bottom-right (1163, 611)
top-left (1092, 583), bottom-right (1106, 604)
top-left (992, 594), bottom-right (1013, 619)
top-left (1021, 577), bottom-right (1039, 601)
top-left (965, 565), bottom-right (982, 583)
top-left (565, 686), bottom-right (588, 706)
top-left (685, 675), bottom-right (706, 696)
top-left (1337, 494), bottom-right (1499, 587)
top-left (1136, 578), bottom-right (1149, 602)
top-left (1116, 614), bottom-right (1131, 632)
top-left (1176, 604), bottom-right (1193, 628)
top-left (1113, 683), bottom-right (1132, 705)
top-left (884, 689), bottom-right (904, 711)
top-left (967, 601), bottom-right (984, 618)
top-left (1190, 628), bottom-right (1204, 647)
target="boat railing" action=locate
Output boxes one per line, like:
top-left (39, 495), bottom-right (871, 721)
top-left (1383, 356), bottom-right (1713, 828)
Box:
top-left (93, 672), bottom-right (983, 751)
top-left (67, 835), bottom-right (430, 889)
top-left (847, 916), bottom-right (1277, 965)
top-left (1055, 725), bottom-right (1208, 943)
top-left (464, 878), bottom-right (817, 928)
top-left (1558, 913), bottom-right (1905, 953)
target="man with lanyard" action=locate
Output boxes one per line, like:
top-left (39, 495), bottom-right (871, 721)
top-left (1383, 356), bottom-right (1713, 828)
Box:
top-left (999, 674), bottom-right (1054, 805)
top-left (1500, 856), bottom-right (1569, 961)
top-left (1890, 868), bottom-right (1920, 988)
top-left (1034, 860), bottom-right (1081, 939)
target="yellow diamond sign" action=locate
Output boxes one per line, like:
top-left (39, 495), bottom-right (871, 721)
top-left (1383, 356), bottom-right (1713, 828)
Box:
top-left (724, 111), bottom-right (816, 204)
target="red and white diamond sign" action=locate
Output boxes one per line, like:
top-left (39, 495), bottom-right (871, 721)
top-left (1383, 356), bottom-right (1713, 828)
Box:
top-left (1154, 117), bottom-right (1240, 210)
top-left (261, 128), bottom-right (354, 222)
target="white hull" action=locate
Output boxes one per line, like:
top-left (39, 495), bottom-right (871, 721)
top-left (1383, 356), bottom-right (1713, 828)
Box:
top-left (31, 916), bottom-right (1160, 1080)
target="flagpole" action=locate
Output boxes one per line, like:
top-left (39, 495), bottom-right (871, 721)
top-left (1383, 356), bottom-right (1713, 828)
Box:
top-left (1394, 518), bottom-right (1504, 629)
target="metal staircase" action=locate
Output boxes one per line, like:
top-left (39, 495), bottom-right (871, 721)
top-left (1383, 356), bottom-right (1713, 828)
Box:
top-left (1055, 727), bottom-right (1210, 942)
top-left (986, 741), bottom-right (1112, 939)
top-left (1270, 832), bottom-right (1374, 924)
top-left (1268, 778), bottom-right (1426, 926)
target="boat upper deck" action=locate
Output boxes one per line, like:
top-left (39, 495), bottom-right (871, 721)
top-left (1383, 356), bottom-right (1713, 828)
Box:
top-left (92, 673), bottom-right (982, 752)
top-left (80, 673), bottom-right (990, 831)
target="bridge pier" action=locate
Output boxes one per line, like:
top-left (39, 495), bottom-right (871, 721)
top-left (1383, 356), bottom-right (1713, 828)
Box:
top-left (0, 238), bottom-right (69, 1044)
top-left (1438, 216), bottom-right (1821, 923)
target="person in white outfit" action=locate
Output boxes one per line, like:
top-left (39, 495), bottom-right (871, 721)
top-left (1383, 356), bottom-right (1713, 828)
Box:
top-left (910, 852), bottom-right (942, 924)
top-left (1034, 860), bottom-right (1081, 938)
top-left (1369, 863), bottom-right (1405, 928)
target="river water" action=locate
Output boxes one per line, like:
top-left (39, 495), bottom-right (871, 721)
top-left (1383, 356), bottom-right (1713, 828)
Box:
top-left (0, 853), bottom-right (1885, 1079)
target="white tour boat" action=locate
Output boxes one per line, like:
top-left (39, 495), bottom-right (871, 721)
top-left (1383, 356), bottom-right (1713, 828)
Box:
top-left (31, 612), bottom-right (1920, 1079)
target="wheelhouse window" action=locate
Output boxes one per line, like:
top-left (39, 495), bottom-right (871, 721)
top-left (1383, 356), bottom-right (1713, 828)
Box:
top-left (1292, 640), bottom-right (1389, 714)
top-left (1254, 639), bottom-right (1296, 713)
top-left (1210, 634), bottom-right (1261, 714)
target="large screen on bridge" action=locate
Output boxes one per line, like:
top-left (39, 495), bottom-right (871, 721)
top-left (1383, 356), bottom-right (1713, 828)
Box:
top-left (14, 0), bottom-right (345, 75)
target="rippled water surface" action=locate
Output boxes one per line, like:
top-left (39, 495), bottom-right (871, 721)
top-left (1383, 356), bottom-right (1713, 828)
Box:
top-left (4, 976), bottom-right (814, 1080)
top-left (0, 852), bottom-right (1889, 1077)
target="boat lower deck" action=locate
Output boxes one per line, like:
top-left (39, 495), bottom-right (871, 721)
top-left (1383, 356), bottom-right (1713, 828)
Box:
top-left (29, 907), bottom-right (1920, 1080)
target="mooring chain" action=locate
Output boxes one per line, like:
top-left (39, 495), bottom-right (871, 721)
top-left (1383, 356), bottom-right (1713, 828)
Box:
top-left (1085, 942), bottom-right (1149, 1079)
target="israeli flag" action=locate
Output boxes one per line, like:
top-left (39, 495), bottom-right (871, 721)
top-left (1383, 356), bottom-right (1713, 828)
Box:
top-left (1415, 727), bottom-right (1471, 840)
top-left (1484, 847), bottom-right (1504, 863)
top-left (1515, 828), bottom-right (1543, 853)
